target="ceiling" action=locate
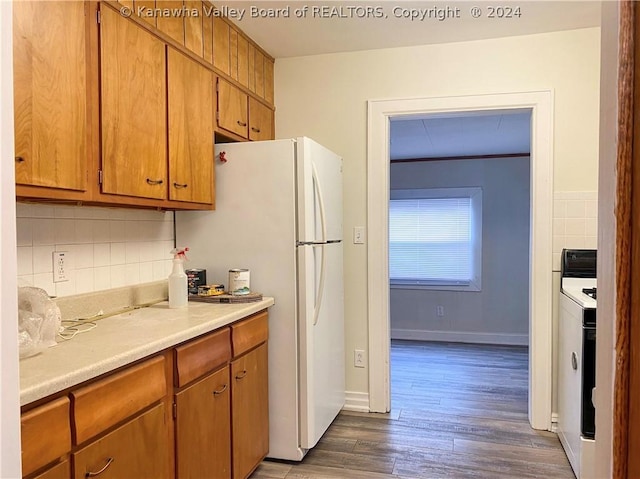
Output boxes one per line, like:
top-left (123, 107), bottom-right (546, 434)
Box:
top-left (390, 110), bottom-right (532, 160)
top-left (218, 1), bottom-right (601, 59)
top-left (216, 1), bottom-right (598, 158)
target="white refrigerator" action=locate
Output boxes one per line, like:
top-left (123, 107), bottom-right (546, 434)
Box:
top-left (176, 137), bottom-right (345, 461)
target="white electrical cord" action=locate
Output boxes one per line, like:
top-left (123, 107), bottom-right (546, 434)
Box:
top-left (57, 310), bottom-right (103, 341)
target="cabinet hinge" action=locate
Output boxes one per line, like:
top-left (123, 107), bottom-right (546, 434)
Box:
top-left (98, 170), bottom-right (103, 184)
top-left (96, 10), bottom-right (101, 24)
top-left (173, 403), bottom-right (177, 419)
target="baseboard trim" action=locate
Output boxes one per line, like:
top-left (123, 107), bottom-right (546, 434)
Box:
top-left (342, 391), bottom-right (370, 412)
top-left (390, 328), bottom-right (529, 346)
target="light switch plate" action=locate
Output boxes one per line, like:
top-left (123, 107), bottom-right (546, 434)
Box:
top-left (353, 226), bottom-right (365, 244)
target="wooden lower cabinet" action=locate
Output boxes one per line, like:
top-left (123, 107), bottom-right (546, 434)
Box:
top-left (231, 343), bottom-right (269, 479)
top-left (175, 366), bottom-right (231, 478)
top-left (32, 460), bottom-right (69, 479)
top-left (72, 403), bottom-right (170, 479)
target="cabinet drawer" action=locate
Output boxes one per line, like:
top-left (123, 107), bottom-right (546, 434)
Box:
top-left (231, 311), bottom-right (268, 357)
top-left (21, 397), bottom-right (71, 476)
top-left (33, 459), bottom-right (70, 479)
top-left (71, 356), bottom-right (167, 445)
top-left (73, 403), bottom-right (170, 479)
top-left (174, 328), bottom-right (231, 387)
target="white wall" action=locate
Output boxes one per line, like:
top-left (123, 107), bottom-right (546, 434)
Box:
top-left (1, 2), bottom-right (22, 475)
top-left (16, 204), bottom-right (174, 298)
top-left (389, 157), bottom-right (530, 345)
top-left (275, 27), bottom-right (601, 398)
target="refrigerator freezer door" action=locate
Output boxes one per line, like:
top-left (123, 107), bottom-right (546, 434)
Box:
top-left (296, 138), bottom-right (343, 243)
top-left (297, 241), bottom-right (345, 449)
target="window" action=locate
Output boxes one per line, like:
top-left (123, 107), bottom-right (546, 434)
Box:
top-left (389, 187), bottom-right (482, 291)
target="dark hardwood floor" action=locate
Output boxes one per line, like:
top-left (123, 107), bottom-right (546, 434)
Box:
top-left (250, 340), bottom-right (574, 478)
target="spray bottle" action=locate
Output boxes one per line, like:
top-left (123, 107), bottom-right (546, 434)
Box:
top-left (169, 247), bottom-right (189, 308)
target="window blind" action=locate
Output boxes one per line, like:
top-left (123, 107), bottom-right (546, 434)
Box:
top-left (389, 197), bottom-right (472, 284)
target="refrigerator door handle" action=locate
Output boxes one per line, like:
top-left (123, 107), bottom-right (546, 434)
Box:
top-left (296, 239), bottom-right (342, 246)
top-left (312, 163), bottom-right (327, 326)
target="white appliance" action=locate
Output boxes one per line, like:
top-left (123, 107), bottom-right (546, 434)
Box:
top-left (176, 137), bottom-right (345, 461)
top-left (558, 249), bottom-right (596, 479)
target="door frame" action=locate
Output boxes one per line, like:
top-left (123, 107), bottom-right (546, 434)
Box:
top-left (366, 90), bottom-right (554, 430)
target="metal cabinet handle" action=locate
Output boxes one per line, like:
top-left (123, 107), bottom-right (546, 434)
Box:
top-left (15, 156), bottom-right (24, 163)
top-left (173, 182), bottom-right (188, 189)
top-left (146, 178), bottom-right (164, 185)
top-left (236, 120), bottom-right (247, 127)
top-left (213, 384), bottom-right (228, 395)
top-left (235, 370), bottom-right (247, 380)
top-left (571, 352), bottom-right (578, 370)
top-left (251, 127), bottom-right (261, 133)
top-left (85, 457), bottom-right (114, 477)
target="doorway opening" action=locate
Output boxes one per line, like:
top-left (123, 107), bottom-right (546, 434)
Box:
top-left (366, 91), bottom-right (553, 430)
top-left (387, 110), bottom-right (532, 420)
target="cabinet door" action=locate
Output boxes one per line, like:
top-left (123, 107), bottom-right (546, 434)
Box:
top-left (175, 367), bottom-right (231, 479)
top-left (217, 78), bottom-right (248, 138)
top-left (156, 0), bottom-right (185, 45)
top-left (73, 403), bottom-right (170, 479)
top-left (168, 49), bottom-right (214, 204)
top-left (13, 1), bottom-right (88, 191)
top-left (184, 0), bottom-right (203, 57)
top-left (264, 58), bottom-right (274, 105)
top-left (231, 344), bottom-right (268, 479)
top-left (100, 5), bottom-right (168, 200)
top-left (249, 98), bottom-right (274, 141)
top-left (213, 17), bottom-right (230, 75)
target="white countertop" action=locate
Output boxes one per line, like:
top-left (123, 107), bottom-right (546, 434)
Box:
top-left (19, 297), bottom-right (274, 406)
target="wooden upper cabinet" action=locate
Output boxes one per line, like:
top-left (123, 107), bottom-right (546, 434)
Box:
top-left (202, 2), bottom-right (214, 64)
top-left (156, 0), bottom-right (185, 45)
top-left (184, 0), bottom-right (203, 56)
top-left (213, 17), bottom-right (230, 76)
top-left (249, 98), bottom-right (273, 142)
top-left (217, 77), bottom-right (248, 138)
top-left (13, 1), bottom-right (88, 192)
top-left (253, 49), bottom-right (265, 99)
top-left (168, 48), bottom-right (215, 205)
top-left (264, 58), bottom-right (274, 104)
top-left (100, 5), bottom-right (168, 200)
top-left (236, 34), bottom-right (249, 88)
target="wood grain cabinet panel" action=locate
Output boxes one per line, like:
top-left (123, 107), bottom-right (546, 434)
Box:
top-left (253, 50), bottom-right (265, 99)
top-left (183, 0), bottom-right (203, 56)
top-left (71, 356), bottom-right (167, 445)
top-left (202, 3), bottom-right (214, 64)
top-left (32, 459), bottom-right (70, 479)
top-left (213, 17), bottom-right (230, 76)
top-left (249, 98), bottom-right (274, 142)
top-left (231, 310), bottom-right (269, 357)
top-left (175, 367), bottom-right (231, 478)
top-left (231, 343), bottom-right (269, 479)
top-left (264, 58), bottom-right (274, 105)
top-left (100, 5), bottom-right (168, 200)
top-left (13, 0), bottom-right (88, 192)
top-left (73, 403), bottom-right (170, 479)
top-left (217, 77), bottom-right (248, 138)
top-left (134, 0), bottom-right (157, 27)
top-left (21, 397), bottom-right (71, 477)
top-left (168, 48), bottom-right (215, 205)
top-left (156, 0), bottom-right (185, 45)
top-left (174, 327), bottom-right (231, 387)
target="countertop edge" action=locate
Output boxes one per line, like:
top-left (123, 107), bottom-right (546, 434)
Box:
top-left (20, 297), bottom-right (275, 406)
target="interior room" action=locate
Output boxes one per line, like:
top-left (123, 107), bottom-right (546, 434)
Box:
top-left (1, 1), bottom-right (637, 478)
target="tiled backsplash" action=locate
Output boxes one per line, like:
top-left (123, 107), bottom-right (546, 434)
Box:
top-left (16, 203), bottom-right (175, 297)
top-left (553, 191), bottom-right (598, 271)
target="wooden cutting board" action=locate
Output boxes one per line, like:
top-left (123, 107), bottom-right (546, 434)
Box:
top-left (188, 292), bottom-right (263, 304)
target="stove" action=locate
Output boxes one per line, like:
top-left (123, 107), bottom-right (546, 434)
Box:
top-left (558, 249), bottom-right (597, 479)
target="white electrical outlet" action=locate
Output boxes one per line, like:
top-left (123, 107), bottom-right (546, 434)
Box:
top-left (53, 251), bottom-right (69, 283)
top-left (354, 349), bottom-right (366, 368)
top-left (353, 226), bottom-right (365, 244)
top-left (436, 305), bottom-right (445, 317)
